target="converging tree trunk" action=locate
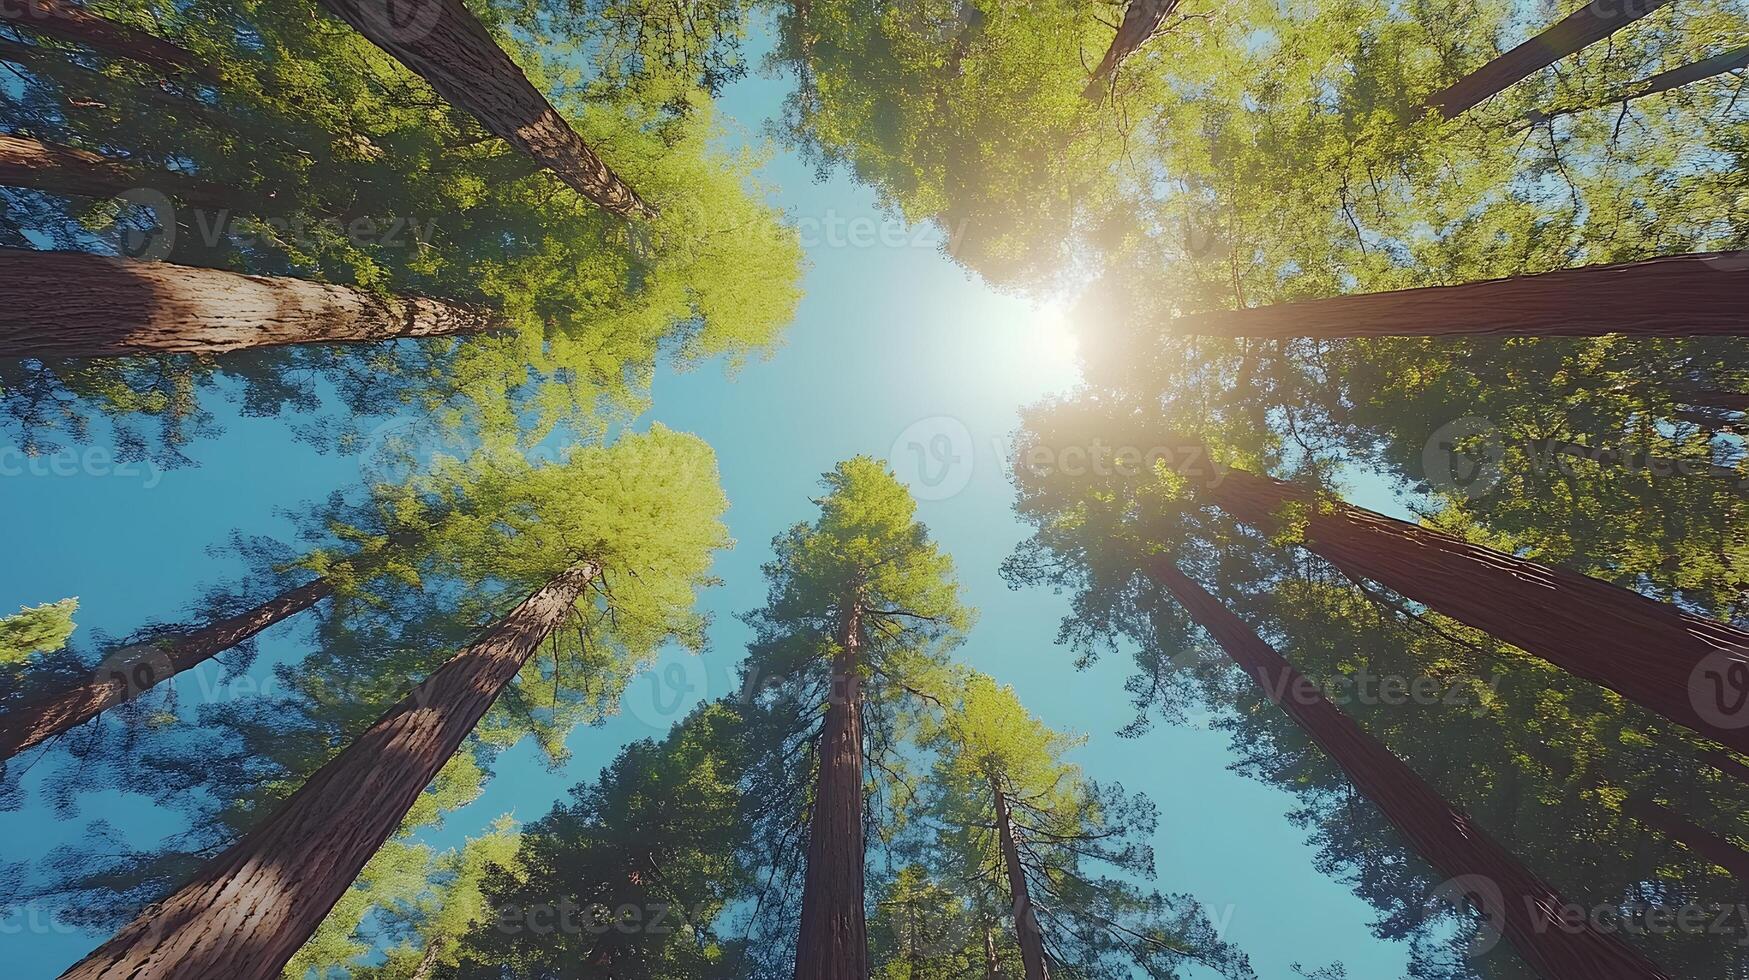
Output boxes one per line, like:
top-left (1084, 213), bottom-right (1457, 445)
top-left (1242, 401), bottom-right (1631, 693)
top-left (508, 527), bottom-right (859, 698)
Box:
top-left (991, 775), bottom-right (1051, 980)
top-left (793, 600), bottom-right (870, 980)
top-left (1168, 252), bottom-right (1749, 337)
top-left (1521, 44), bottom-right (1749, 127)
top-left (1427, 0), bottom-right (1675, 118)
top-left (0, 0), bottom-right (219, 81)
top-left (1083, 0), bottom-right (1181, 99)
top-left (1627, 799), bottom-right (1749, 884)
top-left (0, 134), bottom-right (256, 212)
top-left (316, 0), bottom-right (652, 218)
top-left (1147, 560), bottom-right (1674, 979)
top-left (1199, 464), bottom-right (1749, 754)
top-left (0, 249), bottom-right (503, 359)
top-left (59, 561), bottom-right (598, 980)
top-left (0, 578), bottom-right (331, 763)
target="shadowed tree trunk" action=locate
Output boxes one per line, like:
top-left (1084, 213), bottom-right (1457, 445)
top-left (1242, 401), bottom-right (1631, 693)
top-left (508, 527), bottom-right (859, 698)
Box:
top-left (1148, 560), bottom-right (1674, 980)
top-left (58, 561), bottom-right (598, 980)
top-left (1520, 44), bottom-right (1749, 128)
top-left (1084, 0), bottom-right (1181, 99)
top-left (0, 579), bottom-right (331, 763)
top-left (0, 249), bottom-right (504, 359)
top-left (1427, 0), bottom-right (1675, 118)
top-left (1681, 389), bottom-right (1749, 412)
top-left (1702, 750), bottom-right (1749, 786)
top-left (0, 0), bottom-right (218, 81)
top-left (316, 0), bottom-right (652, 218)
top-left (0, 134), bottom-right (259, 212)
top-left (1168, 252), bottom-right (1749, 337)
top-left (1198, 464), bottom-right (1749, 754)
top-left (1627, 799), bottom-right (1749, 883)
top-left (991, 774), bottom-right (1051, 980)
top-left (793, 599), bottom-right (870, 980)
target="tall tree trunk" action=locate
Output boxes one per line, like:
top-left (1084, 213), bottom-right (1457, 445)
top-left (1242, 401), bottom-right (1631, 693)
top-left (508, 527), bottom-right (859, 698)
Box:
top-left (1148, 560), bottom-right (1673, 979)
top-left (793, 599), bottom-right (869, 980)
top-left (1168, 252), bottom-right (1749, 337)
top-left (316, 0), bottom-right (652, 218)
top-left (1426, 0), bottom-right (1675, 118)
top-left (1627, 799), bottom-right (1749, 883)
top-left (0, 134), bottom-right (259, 212)
top-left (1200, 465), bottom-right (1749, 753)
top-left (984, 920), bottom-right (1003, 980)
top-left (1521, 44), bottom-right (1749, 128)
top-left (0, 248), bottom-right (503, 358)
top-left (0, 0), bottom-right (218, 81)
top-left (991, 775), bottom-right (1051, 980)
top-left (1528, 437), bottom-right (1744, 484)
top-left (1702, 750), bottom-right (1749, 786)
top-left (1680, 389), bottom-right (1749, 412)
top-left (0, 578), bottom-right (331, 763)
top-left (1083, 0), bottom-right (1181, 99)
top-left (59, 561), bottom-right (598, 980)
top-left (408, 939), bottom-right (445, 980)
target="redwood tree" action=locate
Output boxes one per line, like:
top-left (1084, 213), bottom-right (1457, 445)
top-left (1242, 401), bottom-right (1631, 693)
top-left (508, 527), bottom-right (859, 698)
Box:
top-left (1147, 560), bottom-right (1673, 979)
top-left (317, 0), bottom-right (653, 217)
top-left (1166, 251), bottom-right (1749, 338)
top-left (1426, 0), bottom-right (1675, 118)
top-left (0, 133), bottom-right (255, 214)
top-left (1083, 0), bottom-right (1182, 99)
top-left (0, 249), bottom-right (503, 358)
top-left (0, 0), bottom-right (218, 81)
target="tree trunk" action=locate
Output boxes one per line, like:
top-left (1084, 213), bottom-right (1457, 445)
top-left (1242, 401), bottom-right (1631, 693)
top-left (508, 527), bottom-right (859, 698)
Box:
top-left (984, 921), bottom-right (1003, 980)
top-left (0, 578), bottom-right (332, 763)
top-left (1201, 465), bottom-right (1749, 753)
top-left (316, 0), bottom-right (651, 218)
top-left (0, 38), bottom-right (242, 133)
top-left (1627, 799), bottom-right (1749, 884)
top-left (1528, 437), bottom-right (1744, 484)
top-left (1427, 0), bottom-right (1675, 118)
top-left (408, 939), bottom-right (445, 980)
top-left (59, 561), bottom-right (598, 980)
top-left (1702, 750), bottom-right (1749, 787)
top-left (1168, 252), bottom-right (1749, 337)
top-left (0, 249), bottom-right (503, 358)
top-left (991, 775), bottom-right (1051, 980)
top-left (793, 599), bottom-right (869, 980)
top-left (1680, 389), bottom-right (1749, 412)
top-left (0, 0), bottom-right (218, 81)
top-left (1083, 0), bottom-right (1181, 99)
top-left (0, 134), bottom-right (259, 213)
top-left (1148, 560), bottom-right (1673, 980)
top-left (1521, 44), bottom-right (1749, 128)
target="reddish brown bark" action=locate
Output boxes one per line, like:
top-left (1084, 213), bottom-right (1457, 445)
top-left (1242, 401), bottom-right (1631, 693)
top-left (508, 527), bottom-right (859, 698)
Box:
top-left (1201, 465), bottom-right (1749, 754)
top-left (992, 775), bottom-right (1051, 980)
top-left (1148, 560), bottom-right (1673, 979)
top-left (59, 561), bottom-right (598, 980)
top-left (0, 578), bottom-right (331, 763)
top-left (0, 133), bottom-right (257, 212)
top-left (1627, 799), bottom-right (1749, 883)
top-left (1168, 252), bottom-right (1749, 337)
top-left (793, 599), bottom-right (870, 980)
top-left (1427, 0), bottom-right (1675, 118)
top-left (0, 0), bottom-right (218, 81)
top-left (1521, 44), bottom-right (1749, 127)
top-left (0, 249), bottom-right (503, 358)
top-left (1083, 0), bottom-right (1182, 99)
top-left (317, 0), bottom-right (651, 218)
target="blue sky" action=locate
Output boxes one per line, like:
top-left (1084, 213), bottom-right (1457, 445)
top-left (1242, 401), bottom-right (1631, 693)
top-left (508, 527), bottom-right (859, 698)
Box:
top-left (0, 27), bottom-right (1425, 980)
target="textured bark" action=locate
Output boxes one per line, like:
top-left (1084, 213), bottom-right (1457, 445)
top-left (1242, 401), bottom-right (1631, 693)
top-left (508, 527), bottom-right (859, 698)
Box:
top-left (1168, 252), bottom-right (1749, 337)
top-left (1083, 0), bottom-right (1181, 99)
top-left (0, 0), bottom-right (218, 81)
top-left (317, 0), bottom-right (651, 218)
top-left (1521, 44), bottom-right (1749, 127)
top-left (1628, 799), bottom-right (1749, 884)
top-left (992, 776), bottom-right (1051, 980)
top-left (0, 248), bottom-right (503, 358)
top-left (59, 561), bottom-right (598, 980)
top-left (1427, 0), bottom-right (1675, 118)
top-left (0, 578), bottom-right (331, 763)
top-left (1148, 561), bottom-right (1673, 979)
top-left (1202, 465), bottom-right (1749, 753)
top-left (0, 134), bottom-right (255, 212)
top-left (1530, 438), bottom-right (1745, 484)
top-left (793, 599), bottom-right (870, 980)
